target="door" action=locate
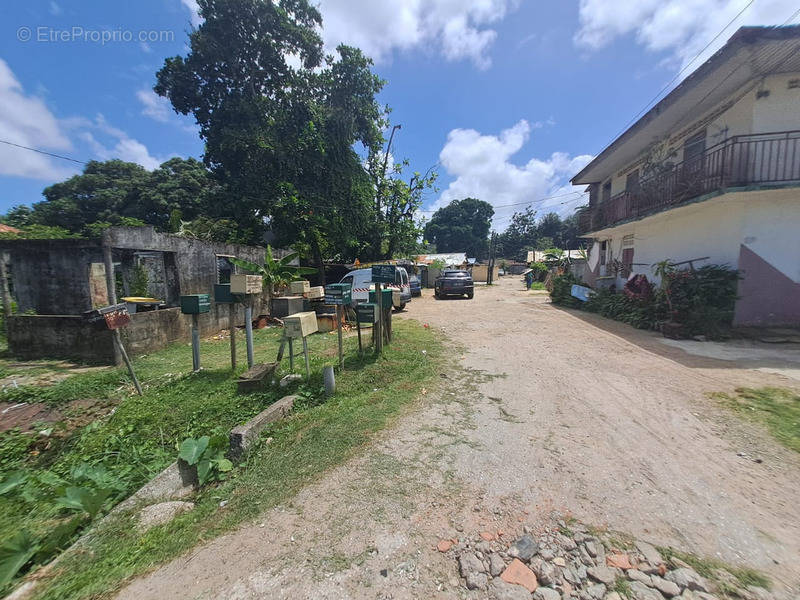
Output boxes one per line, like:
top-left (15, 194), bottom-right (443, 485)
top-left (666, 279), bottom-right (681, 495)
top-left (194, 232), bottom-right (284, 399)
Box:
top-left (681, 130), bottom-right (706, 196)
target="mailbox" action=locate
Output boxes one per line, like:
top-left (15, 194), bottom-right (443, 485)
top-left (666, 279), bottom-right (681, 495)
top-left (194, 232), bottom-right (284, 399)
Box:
top-left (356, 302), bottom-right (377, 324)
top-left (324, 283), bottom-right (352, 305)
top-left (180, 294), bottom-right (210, 314)
top-left (371, 264), bottom-right (396, 283)
top-left (230, 274), bottom-right (263, 295)
top-left (368, 288), bottom-right (393, 306)
top-left (284, 311), bottom-right (318, 338)
top-left (214, 283), bottom-right (235, 304)
top-left (289, 280), bottom-right (310, 294)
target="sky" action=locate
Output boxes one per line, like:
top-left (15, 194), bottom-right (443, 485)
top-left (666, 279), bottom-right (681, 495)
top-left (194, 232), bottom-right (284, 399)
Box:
top-left (0, 0), bottom-right (796, 231)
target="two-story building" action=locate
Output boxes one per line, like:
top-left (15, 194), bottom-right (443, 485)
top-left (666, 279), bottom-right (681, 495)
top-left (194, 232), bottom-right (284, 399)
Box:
top-left (572, 25), bottom-right (800, 327)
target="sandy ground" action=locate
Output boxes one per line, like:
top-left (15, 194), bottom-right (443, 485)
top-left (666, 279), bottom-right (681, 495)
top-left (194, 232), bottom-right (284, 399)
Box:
top-left (117, 277), bottom-right (800, 600)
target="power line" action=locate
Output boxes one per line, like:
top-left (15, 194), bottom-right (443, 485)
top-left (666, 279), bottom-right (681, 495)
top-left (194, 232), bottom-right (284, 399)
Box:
top-left (0, 138), bottom-right (87, 165)
top-left (419, 190), bottom-right (582, 213)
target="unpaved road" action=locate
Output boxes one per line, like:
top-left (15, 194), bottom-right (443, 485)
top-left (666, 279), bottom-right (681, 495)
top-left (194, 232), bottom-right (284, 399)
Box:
top-left (118, 277), bottom-right (800, 599)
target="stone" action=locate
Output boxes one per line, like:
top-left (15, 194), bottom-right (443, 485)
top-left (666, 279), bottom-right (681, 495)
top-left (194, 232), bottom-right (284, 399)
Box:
top-left (481, 531), bottom-right (496, 541)
top-left (693, 593), bottom-right (719, 600)
top-left (629, 581), bottom-right (664, 600)
top-left (535, 587), bottom-right (562, 600)
top-left (509, 534), bottom-right (539, 562)
top-left (531, 557), bottom-right (557, 586)
top-left (501, 558), bottom-right (539, 593)
top-left (580, 545), bottom-right (596, 566)
top-left (587, 566), bottom-right (617, 585)
top-left (665, 568), bottom-right (709, 593)
top-left (489, 579), bottom-right (532, 600)
top-left (627, 570), bottom-right (653, 586)
top-left (606, 554), bottom-right (633, 570)
top-left (554, 557), bottom-right (566, 567)
top-left (279, 373), bottom-right (303, 387)
top-left (585, 541), bottom-right (598, 557)
top-left (635, 541), bottom-right (663, 567)
top-left (540, 549), bottom-right (556, 561)
top-left (651, 575), bottom-right (681, 597)
top-left (587, 584), bottom-right (607, 600)
top-left (745, 586), bottom-right (773, 600)
top-left (490, 553), bottom-right (506, 577)
top-left (574, 532), bottom-right (587, 543)
top-left (466, 571), bottom-right (489, 590)
top-left (557, 534), bottom-right (578, 551)
top-left (229, 395), bottom-right (295, 461)
top-left (459, 552), bottom-right (486, 577)
top-left (564, 566), bottom-right (582, 585)
top-left (437, 539), bottom-right (453, 553)
top-left (137, 501), bottom-right (194, 532)
top-left (605, 593), bottom-right (623, 600)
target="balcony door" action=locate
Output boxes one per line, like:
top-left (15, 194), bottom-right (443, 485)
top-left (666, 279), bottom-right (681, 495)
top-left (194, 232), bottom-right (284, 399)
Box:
top-left (680, 130), bottom-right (706, 198)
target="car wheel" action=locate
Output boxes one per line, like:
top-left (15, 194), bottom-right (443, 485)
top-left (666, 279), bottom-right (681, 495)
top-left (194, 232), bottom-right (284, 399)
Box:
top-left (394, 303), bottom-right (406, 312)
top-left (467, 292), bottom-right (474, 299)
top-left (434, 290), bottom-right (439, 299)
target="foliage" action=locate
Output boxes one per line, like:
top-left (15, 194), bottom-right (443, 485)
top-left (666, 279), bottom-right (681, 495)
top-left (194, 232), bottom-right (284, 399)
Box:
top-left (20, 320), bottom-right (442, 600)
top-left (498, 209), bottom-right (581, 261)
top-left (528, 262), bottom-right (548, 281)
top-left (551, 263), bottom-right (739, 338)
top-left (177, 435), bottom-right (233, 486)
top-left (0, 224), bottom-right (80, 240)
top-left (549, 272), bottom-right (582, 308)
top-left (658, 545), bottom-right (770, 591)
top-left (423, 198), bottom-right (494, 260)
top-left (0, 205), bottom-right (32, 229)
top-left (129, 263), bottom-right (150, 297)
top-left (713, 387), bottom-right (800, 453)
top-left (230, 245), bottom-right (317, 295)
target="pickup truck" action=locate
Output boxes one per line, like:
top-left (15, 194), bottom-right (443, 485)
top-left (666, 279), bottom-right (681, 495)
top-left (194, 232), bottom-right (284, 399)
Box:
top-left (434, 270), bottom-right (474, 299)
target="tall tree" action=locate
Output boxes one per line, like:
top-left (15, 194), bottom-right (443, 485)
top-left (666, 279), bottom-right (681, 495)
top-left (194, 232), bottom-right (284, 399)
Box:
top-left (155, 0), bottom-right (390, 279)
top-left (497, 207), bottom-right (538, 261)
top-left (423, 198), bottom-right (494, 260)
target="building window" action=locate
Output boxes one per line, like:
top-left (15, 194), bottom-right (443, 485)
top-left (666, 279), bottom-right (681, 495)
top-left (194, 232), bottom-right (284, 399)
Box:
top-left (625, 170), bottom-right (640, 193)
top-left (601, 181), bottom-right (611, 203)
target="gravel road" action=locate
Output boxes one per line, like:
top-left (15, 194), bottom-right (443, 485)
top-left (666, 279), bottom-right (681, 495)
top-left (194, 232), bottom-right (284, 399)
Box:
top-left (118, 276), bottom-right (800, 600)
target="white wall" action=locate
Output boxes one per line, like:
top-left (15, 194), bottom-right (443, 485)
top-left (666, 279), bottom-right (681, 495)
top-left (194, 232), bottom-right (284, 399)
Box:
top-left (753, 73), bottom-right (800, 132)
top-left (594, 188), bottom-right (800, 285)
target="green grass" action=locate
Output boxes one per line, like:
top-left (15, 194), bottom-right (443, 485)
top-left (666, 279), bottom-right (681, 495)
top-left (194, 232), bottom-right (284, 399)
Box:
top-left (2, 319), bottom-right (442, 599)
top-left (612, 577), bottom-right (631, 598)
top-left (712, 387), bottom-right (800, 453)
top-left (658, 546), bottom-right (770, 592)
top-left (529, 282), bottom-right (547, 291)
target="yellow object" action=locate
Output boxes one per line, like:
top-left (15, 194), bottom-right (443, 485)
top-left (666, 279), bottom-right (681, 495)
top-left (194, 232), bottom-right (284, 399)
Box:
top-left (289, 280), bottom-right (310, 294)
top-left (122, 297), bottom-right (160, 303)
top-left (231, 274), bottom-right (263, 294)
top-left (284, 311), bottom-right (318, 338)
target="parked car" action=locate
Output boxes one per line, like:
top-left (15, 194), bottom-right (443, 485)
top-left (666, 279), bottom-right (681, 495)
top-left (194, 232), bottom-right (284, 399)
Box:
top-left (409, 274), bottom-right (422, 296)
top-left (434, 269), bottom-right (474, 299)
top-left (339, 265), bottom-right (412, 310)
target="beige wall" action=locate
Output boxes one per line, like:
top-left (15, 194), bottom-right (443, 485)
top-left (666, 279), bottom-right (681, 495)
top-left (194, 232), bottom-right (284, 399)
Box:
top-left (471, 264), bottom-right (499, 283)
top-left (604, 73), bottom-right (800, 198)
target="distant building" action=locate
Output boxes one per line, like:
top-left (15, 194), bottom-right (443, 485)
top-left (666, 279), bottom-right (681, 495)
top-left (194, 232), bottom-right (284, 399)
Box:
top-left (572, 26), bottom-right (800, 327)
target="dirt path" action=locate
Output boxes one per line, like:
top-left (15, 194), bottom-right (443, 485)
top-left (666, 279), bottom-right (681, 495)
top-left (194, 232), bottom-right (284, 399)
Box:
top-left (118, 277), bottom-right (800, 599)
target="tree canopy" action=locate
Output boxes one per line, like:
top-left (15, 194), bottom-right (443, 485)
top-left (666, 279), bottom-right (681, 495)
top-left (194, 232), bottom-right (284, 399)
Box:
top-left (497, 209), bottom-right (582, 261)
top-left (423, 198), bottom-right (494, 260)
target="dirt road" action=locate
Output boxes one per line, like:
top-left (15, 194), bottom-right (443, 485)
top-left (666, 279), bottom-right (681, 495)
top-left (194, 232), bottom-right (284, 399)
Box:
top-left (118, 277), bottom-right (800, 599)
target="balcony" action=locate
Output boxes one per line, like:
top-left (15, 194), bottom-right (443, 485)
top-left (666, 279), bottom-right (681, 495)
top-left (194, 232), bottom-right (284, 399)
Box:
top-left (580, 130), bottom-right (800, 233)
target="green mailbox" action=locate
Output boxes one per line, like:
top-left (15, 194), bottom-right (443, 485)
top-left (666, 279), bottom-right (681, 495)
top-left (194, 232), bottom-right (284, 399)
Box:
top-left (356, 302), bottom-right (377, 324)
top-left (368, 288), bottom-right (393, 305)
top-left (214, 284), bottom-right (234, 304)
top-left (181, 294), bottom-right (211, 314)
top-left (325, 282), bottom-right (352, 305)
top-left (371, 264), bottom-right (396, 283)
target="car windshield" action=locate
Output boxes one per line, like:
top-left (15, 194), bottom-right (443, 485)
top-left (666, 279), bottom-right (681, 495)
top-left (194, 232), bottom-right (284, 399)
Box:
top-left (443, 270), bottom-right (470, 277)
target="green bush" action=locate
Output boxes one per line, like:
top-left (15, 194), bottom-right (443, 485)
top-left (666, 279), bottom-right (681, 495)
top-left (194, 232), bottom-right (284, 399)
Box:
top-left (585, 288), bottom-right (657, 330)
top-left (528, 261), bottom-right (548, 282)
top-left (549, 273), bottom-right (582, 308)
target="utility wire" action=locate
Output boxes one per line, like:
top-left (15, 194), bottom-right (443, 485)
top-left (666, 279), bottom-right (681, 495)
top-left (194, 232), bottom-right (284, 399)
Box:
top-left (0, 138), bottom-right (87, 165)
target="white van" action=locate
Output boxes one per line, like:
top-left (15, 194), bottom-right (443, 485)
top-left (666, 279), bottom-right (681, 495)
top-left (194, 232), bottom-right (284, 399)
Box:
top-left (340, 266), bottom-right (411, 311)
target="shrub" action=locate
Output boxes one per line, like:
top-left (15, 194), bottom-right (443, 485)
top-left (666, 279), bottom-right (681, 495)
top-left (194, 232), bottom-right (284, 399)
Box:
top-left (528, 261), bottom-right (548, 282)
top-left (549, 272), bottom-right (582, 308)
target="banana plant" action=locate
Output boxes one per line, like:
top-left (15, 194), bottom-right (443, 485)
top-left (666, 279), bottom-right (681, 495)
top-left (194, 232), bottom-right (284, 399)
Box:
top-left (230, 245), bottom-right (317, 299)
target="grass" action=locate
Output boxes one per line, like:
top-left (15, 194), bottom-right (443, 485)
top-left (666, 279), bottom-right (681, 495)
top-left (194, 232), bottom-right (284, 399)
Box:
top-left (529, 282), bottom-right (547, 291)
top-left (612, 577), bottom-right (631, 598)
top-left (1, 319), bottom-right (442, 599)
top-left (711, 387), bottom-right (800, 453)
top-left (658, 545), bottom-right (770, 592)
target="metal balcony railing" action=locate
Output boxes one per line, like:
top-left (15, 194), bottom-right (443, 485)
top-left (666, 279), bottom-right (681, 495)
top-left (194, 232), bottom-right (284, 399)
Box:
top-left (581, 130), bottom-right (800, 232)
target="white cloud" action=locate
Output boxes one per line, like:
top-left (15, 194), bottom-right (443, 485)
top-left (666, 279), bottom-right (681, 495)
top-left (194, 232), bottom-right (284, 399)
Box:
top-left (0, 59), bottom-right (74, 180)
top-left (179, 0), bottom-right (518, 69)
top-left (575, 0), bottom-right (799, 69)
top-left (76, 115), bottom-right (167, 170)
top-left (432, 120), bottom-right (594, 228)
top-left (136, 88), bottom-right (171, 122)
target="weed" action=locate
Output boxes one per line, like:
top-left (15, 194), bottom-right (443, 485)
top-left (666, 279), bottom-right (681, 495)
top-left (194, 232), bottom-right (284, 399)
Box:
top-left (712, 387), bottom-right (800, 453)
top-left (612, 577), bottom-right (631, 598)
top-left (657, 546), bottom-right (770, 591)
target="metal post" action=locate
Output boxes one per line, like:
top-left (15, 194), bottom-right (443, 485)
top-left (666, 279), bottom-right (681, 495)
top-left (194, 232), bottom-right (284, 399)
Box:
top-left (302, 335), bottom-right (310, 378)
top-left (191, 313), bottom-right (200, 372)
top-left (229, 303), bottom-right (237, 370)
top-left (374, 282), bottom-right (383, 353)
top-left (336, 304), bottom-right (344, 369)
top-left (0, 252), bottom-right (12, 331)
top-left (113, 332), bottom-right (143, 395)
top-left (101, 243), bottom-right (122, 366)
top-left (244, 300), bottom-right (254, 368)
top-left (356, 315), bottom-right (363, 354)
top-left (288, 337), bottom-right (294, 371)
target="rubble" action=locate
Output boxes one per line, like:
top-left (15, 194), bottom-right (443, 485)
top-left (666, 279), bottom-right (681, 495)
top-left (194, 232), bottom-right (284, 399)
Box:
top-left (444, 516), bottom-right (772, 600)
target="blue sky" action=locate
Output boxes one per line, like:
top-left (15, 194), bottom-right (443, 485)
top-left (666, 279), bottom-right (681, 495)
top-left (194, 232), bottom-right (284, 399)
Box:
top-left (0, 0), bottom-right (793, 229)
